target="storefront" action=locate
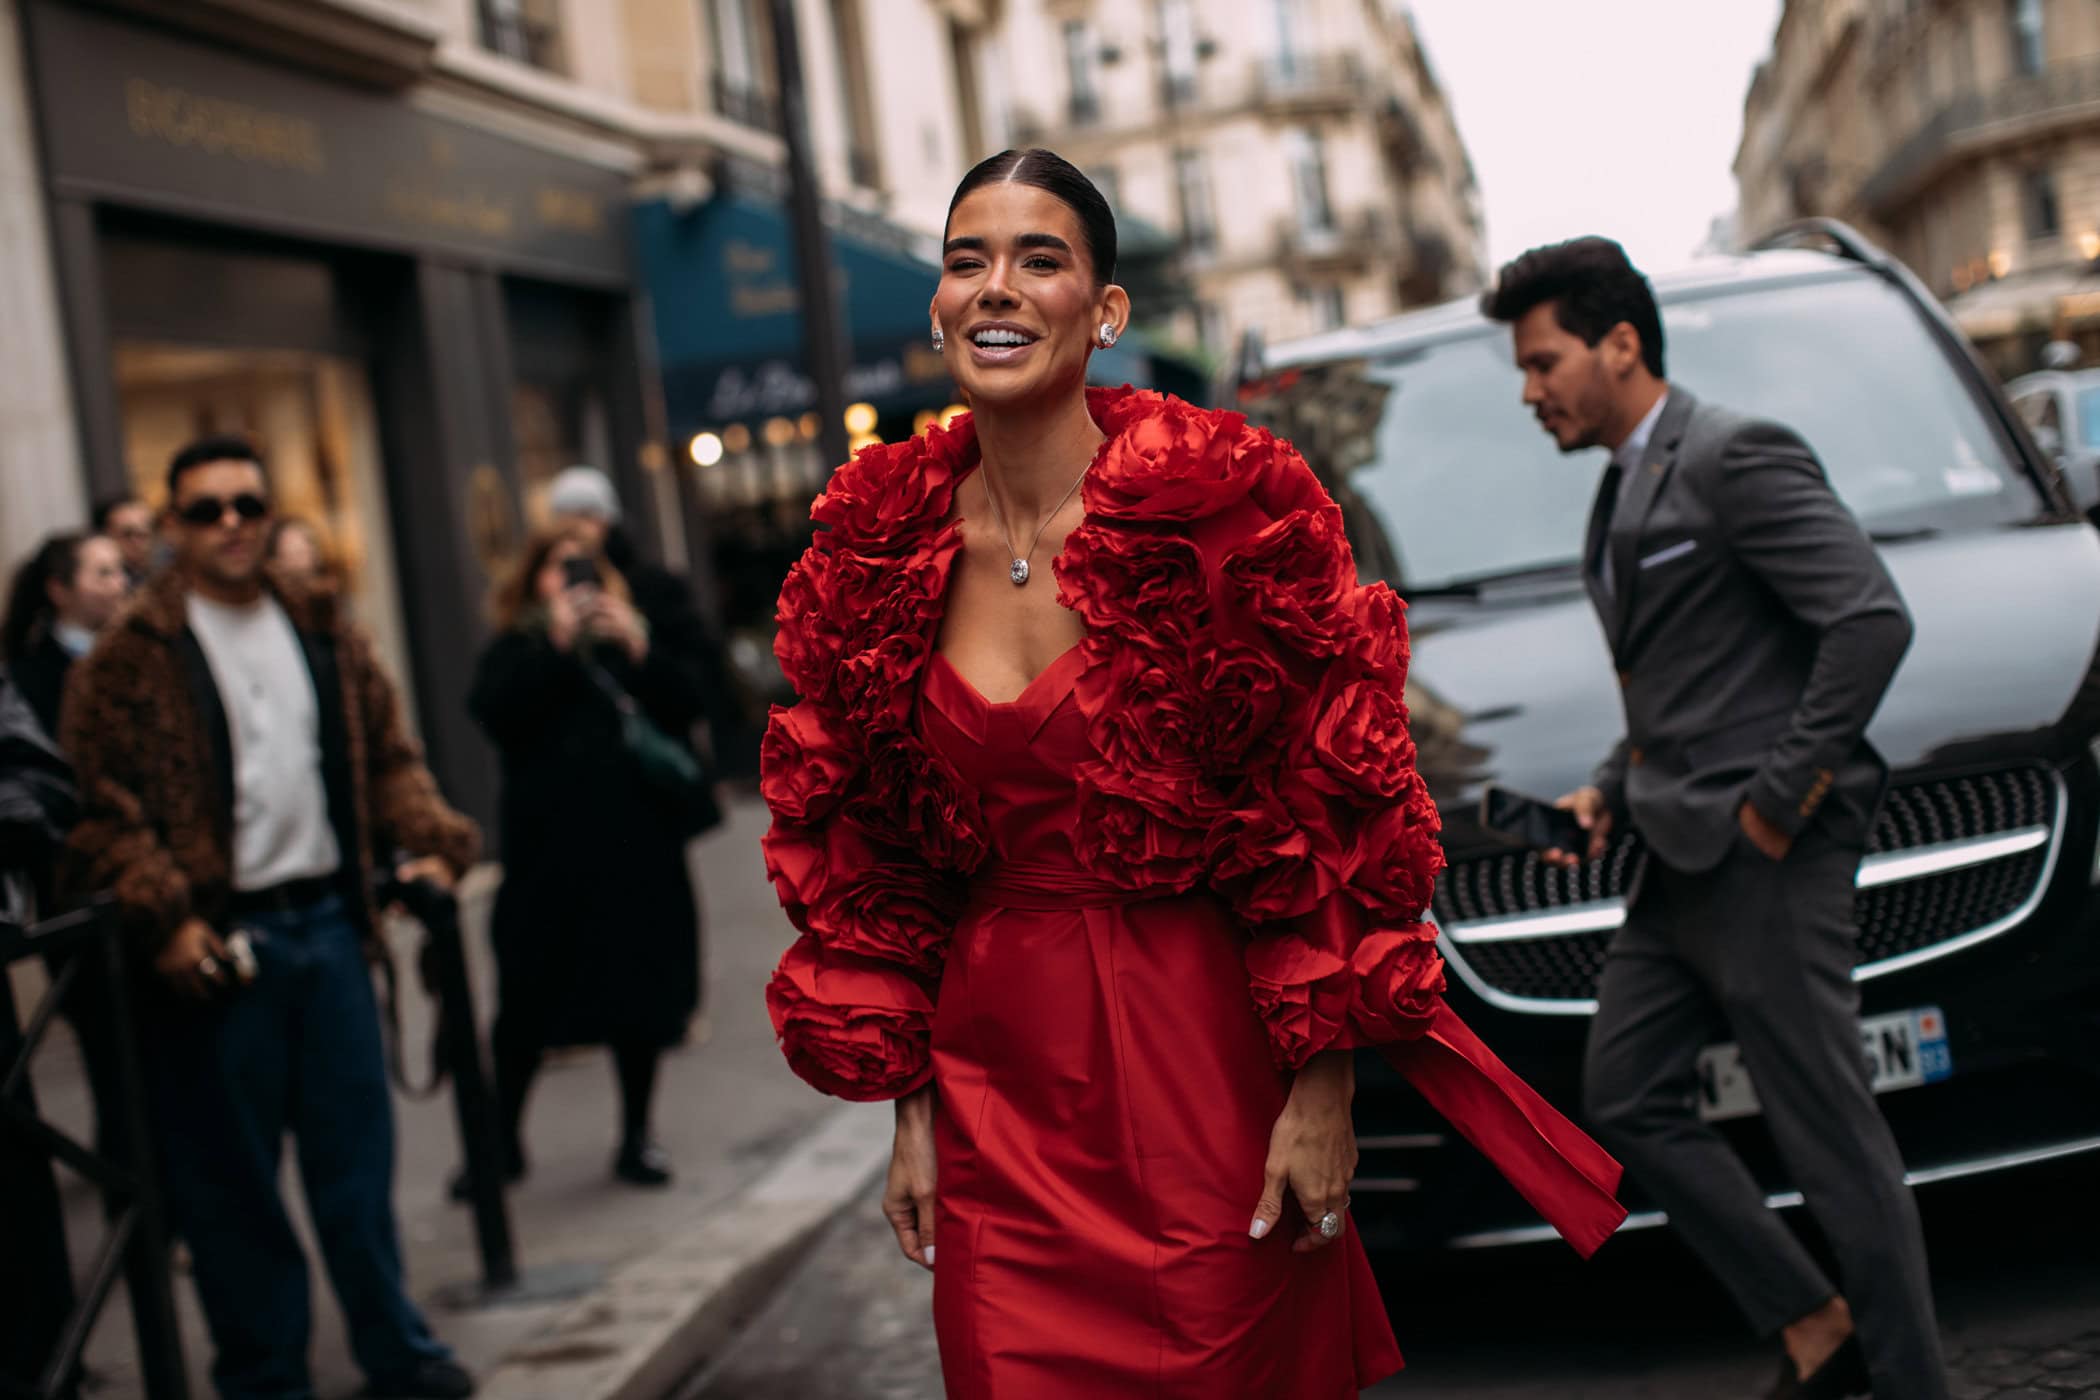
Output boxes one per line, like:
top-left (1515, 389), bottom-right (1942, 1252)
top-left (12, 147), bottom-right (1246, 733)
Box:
top-left (23, 0), bottom-right (671, 826)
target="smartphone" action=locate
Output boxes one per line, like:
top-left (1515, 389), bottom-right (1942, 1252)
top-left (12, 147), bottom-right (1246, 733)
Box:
top-left (1480, 784), bottom-right (1592, 855)
top-left (561, 555), bottom-right (602, 591)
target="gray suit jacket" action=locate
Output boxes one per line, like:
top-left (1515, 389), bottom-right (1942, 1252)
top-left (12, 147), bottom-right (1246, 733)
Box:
top-left (1587, 389), bottom-right (1913, 872)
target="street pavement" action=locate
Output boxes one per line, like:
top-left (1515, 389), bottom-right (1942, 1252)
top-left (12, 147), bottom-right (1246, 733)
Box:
top-left (683, 1122), bottom-right (2100, 1399)
top-left (36, 792), bottom-right (841, 1400)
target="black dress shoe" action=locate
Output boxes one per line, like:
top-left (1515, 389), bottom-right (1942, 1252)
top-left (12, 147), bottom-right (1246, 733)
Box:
top-left (1765, 1334), bottom-right (1870, 1399)
top-left (366, 1356), bottom-right (476, 1398)
top-left (614, 1138), bottom-right (675, 1186)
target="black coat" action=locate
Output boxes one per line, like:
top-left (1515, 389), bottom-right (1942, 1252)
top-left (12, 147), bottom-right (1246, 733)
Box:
top-left (470, 611), bottom-right (707, 1049)
top-left (8, 633), bottom-right (73, 744)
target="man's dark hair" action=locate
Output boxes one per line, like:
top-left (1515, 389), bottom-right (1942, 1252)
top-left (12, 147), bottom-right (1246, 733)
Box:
top-left (1479, 237), bottom-right (1666, 379)
top-left (947, 148), bottom-right (1118, 286)
top-left (90, 494), bottom-right (141, 532)
top-left (166, 435), bottom-right (266, 500)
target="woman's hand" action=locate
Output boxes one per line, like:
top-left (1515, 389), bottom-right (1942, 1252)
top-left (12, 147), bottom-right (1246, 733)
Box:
top-left (884, 1085), bottom-right (938, 1271)
top-left (588, 594), bottom-right (650, 663)
top-left (1250, 1050), bottom-right (1357, 1253)
top-left (547, 586), bottom-right (585, 651)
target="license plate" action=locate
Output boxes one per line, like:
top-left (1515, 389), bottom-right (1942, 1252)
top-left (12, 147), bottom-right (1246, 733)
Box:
top-left (1697, 1006), bottom-right (1953, 1123)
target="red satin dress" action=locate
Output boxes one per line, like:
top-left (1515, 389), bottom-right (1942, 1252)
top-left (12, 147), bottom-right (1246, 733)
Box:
top-left (919, 643), bottom-right (1403, 1398)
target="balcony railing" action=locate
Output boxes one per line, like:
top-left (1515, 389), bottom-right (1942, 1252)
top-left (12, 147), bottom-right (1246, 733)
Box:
top-left (1251, 52), bottom-right (1366, 111)
top-left (1273, 207), bottom-right (1391, 270)
top-left (712, 74), bottom-right (782, 135)
top-left (1858, 54), bottom-right (2100, 216)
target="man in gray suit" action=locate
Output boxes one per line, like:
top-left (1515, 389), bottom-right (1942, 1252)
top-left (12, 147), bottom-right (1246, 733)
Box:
top-left (1482, 238), bottom-right (1945, 1400)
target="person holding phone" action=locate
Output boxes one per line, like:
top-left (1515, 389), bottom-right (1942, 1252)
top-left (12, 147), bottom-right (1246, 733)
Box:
top-left (466, 525), bottom-right (705, 1193)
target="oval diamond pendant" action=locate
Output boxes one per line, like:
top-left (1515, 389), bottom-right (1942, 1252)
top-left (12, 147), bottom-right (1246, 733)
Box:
top-left (1009, 557), bottom-right (1031, 586)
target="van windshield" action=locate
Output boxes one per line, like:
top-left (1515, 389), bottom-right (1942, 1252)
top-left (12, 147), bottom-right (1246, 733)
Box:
top-left (1292, 274), bottom-right (2044, 594)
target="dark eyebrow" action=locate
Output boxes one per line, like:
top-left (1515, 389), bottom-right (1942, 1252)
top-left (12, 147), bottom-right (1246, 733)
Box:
top-left (941, 232), bottom-right (1075, 256)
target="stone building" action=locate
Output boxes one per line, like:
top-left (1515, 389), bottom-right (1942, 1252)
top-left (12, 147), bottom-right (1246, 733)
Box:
top-left (1737, 0), bottom-right (2100, 375)
top-left (979, 0), bottom-right (1487, 361)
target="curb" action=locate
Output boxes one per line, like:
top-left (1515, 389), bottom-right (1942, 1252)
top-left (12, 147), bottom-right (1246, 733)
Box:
top-left (474, 1099), bottom-right (891, 1400)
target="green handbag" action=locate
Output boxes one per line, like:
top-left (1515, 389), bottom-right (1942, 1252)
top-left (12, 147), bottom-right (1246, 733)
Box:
top-left (585, 660), bottom-right (723, 838)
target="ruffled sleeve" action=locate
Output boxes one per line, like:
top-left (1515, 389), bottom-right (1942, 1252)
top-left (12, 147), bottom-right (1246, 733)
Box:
top-left (1202, 450), bottom-right (1447, 1070)
top-left (757, 439), bottom-right (984, 1101)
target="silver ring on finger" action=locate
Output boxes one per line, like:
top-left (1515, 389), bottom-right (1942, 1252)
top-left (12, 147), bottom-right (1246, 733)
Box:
top-left (197, 955), bottom-right (219, 977)
top-left (1317, 1210), bottom-right (1343, 1240)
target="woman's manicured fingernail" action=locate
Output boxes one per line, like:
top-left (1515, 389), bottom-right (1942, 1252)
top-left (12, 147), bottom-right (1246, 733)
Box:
top-left (1249, 1218), bottom-right (1269, 1239)
top-left (925, 1247), bottom-right (936, 1266)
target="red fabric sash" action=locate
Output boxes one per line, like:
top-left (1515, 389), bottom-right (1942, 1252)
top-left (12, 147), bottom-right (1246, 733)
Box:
top-left (1380, 1004), bottom-right (1628, 1258)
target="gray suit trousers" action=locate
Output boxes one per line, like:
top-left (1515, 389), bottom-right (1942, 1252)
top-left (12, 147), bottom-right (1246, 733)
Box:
top-left (1583, 829), bottom-right (1949, 1400)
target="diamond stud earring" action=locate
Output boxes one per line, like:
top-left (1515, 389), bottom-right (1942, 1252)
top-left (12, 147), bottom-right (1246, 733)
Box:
top-left (1099, 322), bottom-right (1118, 347)
top-left (932, 325), bottom-right (945, 351)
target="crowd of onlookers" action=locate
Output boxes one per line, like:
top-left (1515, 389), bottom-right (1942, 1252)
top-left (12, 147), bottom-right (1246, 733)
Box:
top-left (1, 446), bottom-right (725, 1400)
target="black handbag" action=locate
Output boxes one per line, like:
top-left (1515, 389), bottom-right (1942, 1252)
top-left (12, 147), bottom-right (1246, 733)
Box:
top-left (585, 659), bottom-right (724, 838)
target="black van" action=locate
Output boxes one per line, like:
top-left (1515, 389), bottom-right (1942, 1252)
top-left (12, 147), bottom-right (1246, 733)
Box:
top-left (1244, 222), bottom-right (2100, 1250)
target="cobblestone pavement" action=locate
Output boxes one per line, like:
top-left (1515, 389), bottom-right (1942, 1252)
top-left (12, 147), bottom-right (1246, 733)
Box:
top-left (684, 1154), bottom-right (2100, 1398)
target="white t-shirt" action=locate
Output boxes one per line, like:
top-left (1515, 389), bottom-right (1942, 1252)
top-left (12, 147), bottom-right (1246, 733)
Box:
top-left (186, 593), bottom-right (342, 892)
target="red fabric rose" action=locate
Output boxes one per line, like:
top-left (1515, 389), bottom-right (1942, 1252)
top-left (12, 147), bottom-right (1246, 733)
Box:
top-left (1194, 641), bottom-right (1295, 773)
top-left (1221, 507), bottom-right (1356, 657)
top-left (759, 702), bottom-right (859, 824)
top-left (1073, 761), bottom-right (1211, 892)
top-left (1348, 925), bottom-right (1445, 1043)
top-left (1207, 782), bottom-right (1350, 924)
top-left (1074, 639), bottom-right (1204, 773)
top-left (767, 937), bottom-right (935, 1101)
top-left (1244, 932), bottom-right (1356, 1069)
top-left (805, 861), bottom-right (962, 980)
top-left (837, 632), bottom-right (931, 733)
top-left (846, 735), bottom-right (989, 874)
top-left (1055, 524), bottom-right (1210, 650)
top-left (810, 419), bottom-right (973, 549)
top-left (773, 545), bottom-right (854, 704)
top-left (1084, 396), bottom-right (1267, 523)
top-left (1307, 678), bottom-right (1417, 802)
top-left (841, 526), bottom-right (960, 655)
top-left (761, 813), bottom-right (879, 933)
top-left (1346, 785), bottom-right (1446, 922)
top-left (1247, 438), bottom-right (1334, 522)
top-left (1346, 582), bottom-right (1411, 681)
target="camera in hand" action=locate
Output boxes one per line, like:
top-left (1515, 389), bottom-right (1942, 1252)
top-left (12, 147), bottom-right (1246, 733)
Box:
top-left (1480, 784), bottom-right (1591, 855)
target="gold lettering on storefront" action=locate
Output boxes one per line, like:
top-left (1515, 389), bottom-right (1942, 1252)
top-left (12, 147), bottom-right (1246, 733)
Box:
top-left (126, 78), bottom-right (326, 174)
top-left (535, 187), bottom-right (605, 235)
top-left (384, 186), bottom-right (516, 239)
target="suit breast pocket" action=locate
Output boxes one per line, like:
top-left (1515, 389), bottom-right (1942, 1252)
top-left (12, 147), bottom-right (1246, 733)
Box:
top-left (1636, 539), bottom-right (1700, 571)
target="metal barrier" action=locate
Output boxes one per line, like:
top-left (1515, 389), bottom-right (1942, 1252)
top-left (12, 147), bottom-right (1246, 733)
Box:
top-left (0, 898), bottom-right (186, 1400)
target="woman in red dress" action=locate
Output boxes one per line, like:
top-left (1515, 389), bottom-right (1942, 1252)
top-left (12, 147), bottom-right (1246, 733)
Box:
top-left (761, 150), bottom-right (1625, 1397)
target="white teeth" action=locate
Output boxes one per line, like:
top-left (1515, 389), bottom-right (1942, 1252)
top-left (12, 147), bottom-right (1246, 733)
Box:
top-left (972, 329), bottom-right (1032, 346)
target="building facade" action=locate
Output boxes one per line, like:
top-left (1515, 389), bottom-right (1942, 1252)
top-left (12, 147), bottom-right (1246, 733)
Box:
top-left (1737, 0), bottom-right (2100, 375)
top-left (979, 0), bottom-right (1486, 361)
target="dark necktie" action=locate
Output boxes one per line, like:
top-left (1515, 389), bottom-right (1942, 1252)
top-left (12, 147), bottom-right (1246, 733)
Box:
top-left (1587, 461), bottom-right (1623, 599)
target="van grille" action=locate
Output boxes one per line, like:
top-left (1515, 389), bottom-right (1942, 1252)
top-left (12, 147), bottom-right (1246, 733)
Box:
top-left (1434, 768), bottom-right (2060, 1012)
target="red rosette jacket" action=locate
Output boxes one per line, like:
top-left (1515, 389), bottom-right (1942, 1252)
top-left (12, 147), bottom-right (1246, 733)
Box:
top-left (761, 386), bottom-right (1625, 1257)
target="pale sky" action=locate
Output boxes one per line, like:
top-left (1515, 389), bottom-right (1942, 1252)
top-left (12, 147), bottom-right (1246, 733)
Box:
top-left (1406, 0), bottom-right (1786, 275)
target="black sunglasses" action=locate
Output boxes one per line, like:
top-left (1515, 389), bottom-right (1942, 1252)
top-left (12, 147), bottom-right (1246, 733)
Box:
top-left (174, 493), bottom-right (269, 527)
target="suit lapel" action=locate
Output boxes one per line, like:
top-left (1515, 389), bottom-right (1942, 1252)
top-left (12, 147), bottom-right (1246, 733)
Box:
top-left (1608, 388), bottom-right (1695, 646)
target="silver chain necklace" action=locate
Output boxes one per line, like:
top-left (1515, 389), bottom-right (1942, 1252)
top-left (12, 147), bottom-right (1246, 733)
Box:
top-left (980, 458), bottom-right (1091, 586)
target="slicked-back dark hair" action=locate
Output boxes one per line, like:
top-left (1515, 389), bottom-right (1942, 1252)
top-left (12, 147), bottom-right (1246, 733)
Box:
top-left (166, 434), bottom-right (266, 501)
top-left (946, 148), bottom-right (1118, 285)
top-left (91, 494), bottom-right (141, 533)
top-left (1480, 237), bottom-right (1666, 379)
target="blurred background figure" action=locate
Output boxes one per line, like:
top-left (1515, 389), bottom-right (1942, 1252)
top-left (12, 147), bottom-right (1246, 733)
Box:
top-left (91, 495), bottom-right (157, 590)
top-left (267, 516), bottom-right (341, 598)
top-left (467, 525), bottom-right (706, 1193)
top-left (2, 532), bottom-right (130, 739)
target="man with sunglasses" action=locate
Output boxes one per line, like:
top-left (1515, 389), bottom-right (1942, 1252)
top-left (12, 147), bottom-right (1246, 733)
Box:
top-left (60, 436), bottom-right (481, 1399)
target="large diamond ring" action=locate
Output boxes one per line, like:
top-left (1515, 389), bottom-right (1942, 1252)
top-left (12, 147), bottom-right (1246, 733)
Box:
top-left (1316, 1210), bottom-right (1344, 1240)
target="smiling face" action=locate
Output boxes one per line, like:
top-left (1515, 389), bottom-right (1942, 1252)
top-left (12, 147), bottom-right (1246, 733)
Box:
top-left (933, 182), bottom-right (1130, 412)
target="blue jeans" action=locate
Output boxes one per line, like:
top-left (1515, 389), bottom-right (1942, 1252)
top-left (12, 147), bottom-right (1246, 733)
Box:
top-left (143, 895), bottom-right (448, 1399)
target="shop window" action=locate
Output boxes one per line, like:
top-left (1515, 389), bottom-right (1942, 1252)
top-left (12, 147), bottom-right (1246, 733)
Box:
top-left (478, 0), bottom-right (566, 74)
top-left (113, 343), bottom-right (416, 711)
top-left (2022, 166), bottom-right (2061, 242)
top-left (1306, 283), bottom-right (1347, 332)
top-left (830, 0), bottom-right (882, 186)
top-left (1174, 147), bottom-right (1218, 257)
top-left (2008, 0), bottom-right (2044, 77)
